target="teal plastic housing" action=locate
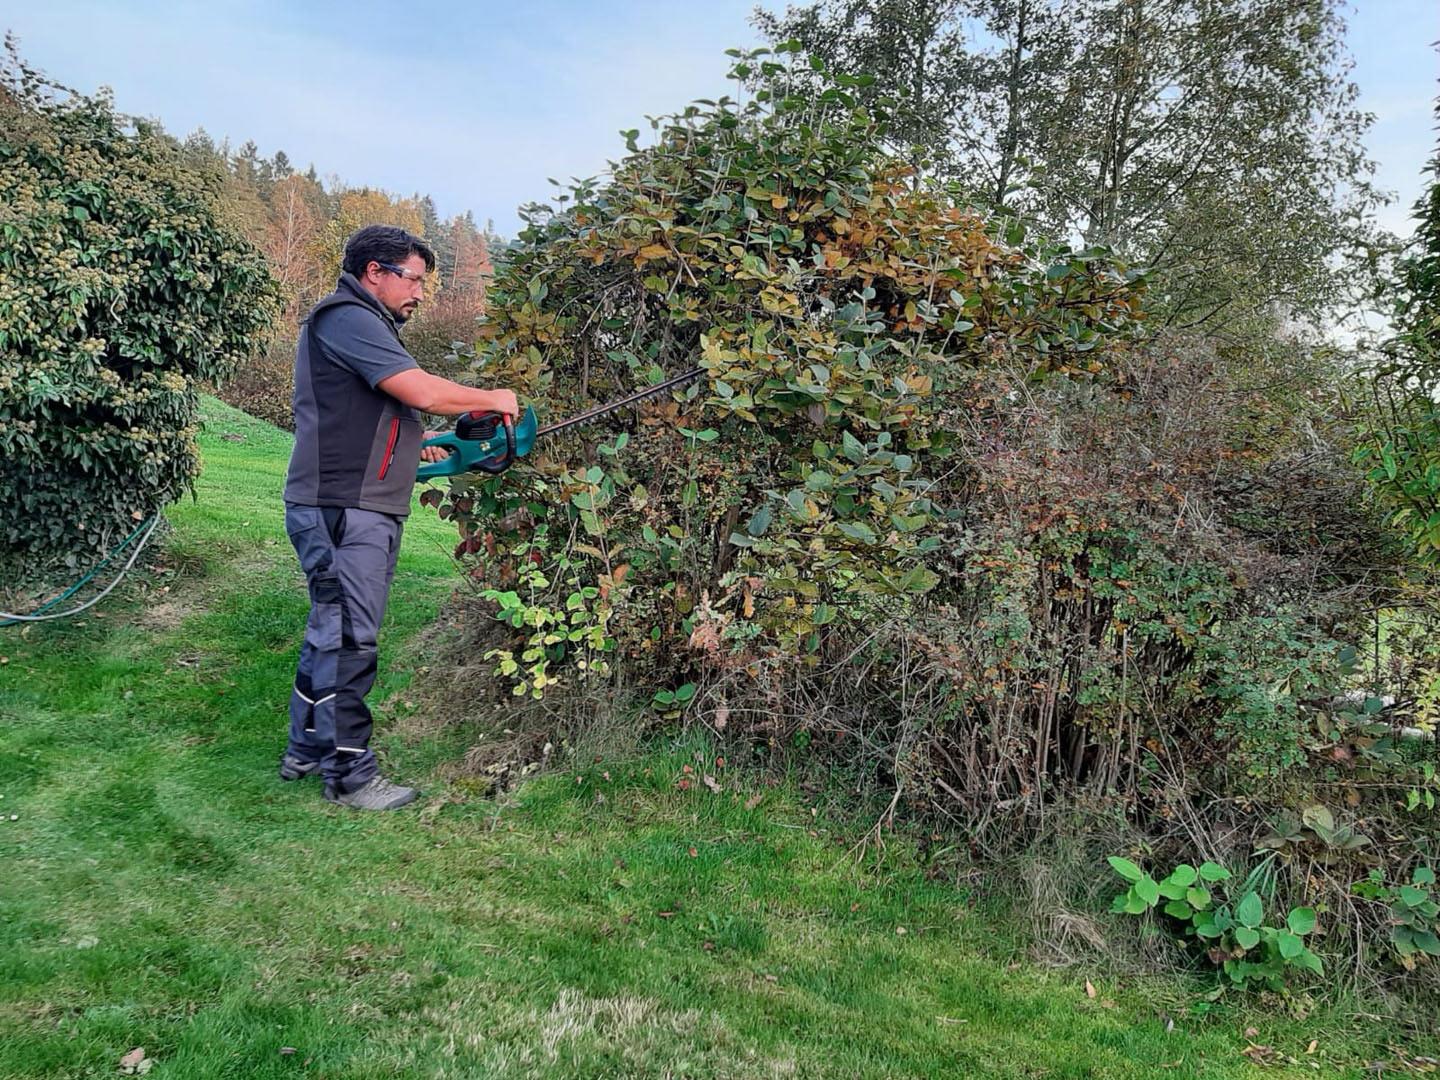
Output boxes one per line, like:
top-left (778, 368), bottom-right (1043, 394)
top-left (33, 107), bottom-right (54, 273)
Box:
top-left (416, 406), bottom-right (538, 480)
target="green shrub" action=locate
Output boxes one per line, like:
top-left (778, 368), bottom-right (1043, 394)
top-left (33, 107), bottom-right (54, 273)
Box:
top-left (1109, 857), bottom-right (1324, 991)
top-left (1353, 866), bottom-right (1440, 969)
top-left (431, 43), bottom-right (1141, 700)
top-left (0, 43), bottom-right (276, 589)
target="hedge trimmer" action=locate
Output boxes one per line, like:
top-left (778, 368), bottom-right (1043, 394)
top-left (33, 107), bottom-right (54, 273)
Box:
top-left (417, 367), bottom-right (706, 480)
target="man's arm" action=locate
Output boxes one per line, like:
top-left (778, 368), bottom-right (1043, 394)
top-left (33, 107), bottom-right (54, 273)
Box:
top-left (377, 369), bottom-right (518, 419)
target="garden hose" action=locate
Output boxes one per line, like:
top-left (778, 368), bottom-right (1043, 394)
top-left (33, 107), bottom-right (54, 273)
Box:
top-left (0, 514), bottom-right (163, 626)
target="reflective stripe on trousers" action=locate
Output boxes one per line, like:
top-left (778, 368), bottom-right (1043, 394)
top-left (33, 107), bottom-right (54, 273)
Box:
top-left (284, 504), bottom-right (403, 793)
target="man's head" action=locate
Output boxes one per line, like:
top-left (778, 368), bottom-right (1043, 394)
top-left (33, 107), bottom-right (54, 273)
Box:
top-left (342, 225), bottom-right (436, 323)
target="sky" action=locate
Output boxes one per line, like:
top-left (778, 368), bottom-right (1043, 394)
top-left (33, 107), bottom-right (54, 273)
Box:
top-left (3, 0), bottom-right (1436, 241)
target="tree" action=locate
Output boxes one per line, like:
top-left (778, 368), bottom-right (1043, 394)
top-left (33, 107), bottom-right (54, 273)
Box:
top-left (754, 0), bottom-right (974, 175)
top-left (265, 173), bottom-right (327, 317)
top-left (755, 0), bottom-right (1382, 332)
top-left (445, 211), bottom-right (493, 297)
top-left (1358, 88), bottom-right (1440, 555)
top-left (315, 188), bottom-right (428, 282)
top-left (1391, 94), bottom-right (1440, 369)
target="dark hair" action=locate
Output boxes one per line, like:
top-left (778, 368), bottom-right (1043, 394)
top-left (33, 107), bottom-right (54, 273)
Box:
top-left (342, 224), bottom-right (436, 277)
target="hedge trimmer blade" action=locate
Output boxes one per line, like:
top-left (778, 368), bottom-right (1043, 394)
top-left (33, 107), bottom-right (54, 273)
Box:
top-left (418, 366), bottom-right (705, 480)
top-left (538, 366), bottom-right (705, 437)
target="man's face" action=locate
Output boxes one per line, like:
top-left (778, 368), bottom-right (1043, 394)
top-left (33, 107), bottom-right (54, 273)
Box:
top-left (362, 253), bottom-right (427, 322)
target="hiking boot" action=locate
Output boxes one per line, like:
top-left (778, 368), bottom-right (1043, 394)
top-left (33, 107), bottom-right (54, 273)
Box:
top-left (279, 754), bottom-right (321, 781)
top-left (324, 776), bottom-right (418, 811)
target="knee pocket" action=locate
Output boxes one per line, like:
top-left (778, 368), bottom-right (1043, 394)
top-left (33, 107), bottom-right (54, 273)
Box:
top-left (305, 573), bottom-right (344, 651)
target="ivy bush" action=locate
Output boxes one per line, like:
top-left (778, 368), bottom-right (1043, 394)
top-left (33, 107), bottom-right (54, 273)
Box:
top-left (0, 43), bottom-right (276, 589)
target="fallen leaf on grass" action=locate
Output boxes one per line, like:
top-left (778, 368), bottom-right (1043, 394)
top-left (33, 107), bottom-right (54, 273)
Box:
top-left (118, 1047), bottom-right (152, 1074)
top-left (702, 775), bottom-right (722, 794)
top-left (1085, 980), bottom-right (1097, 999)
top-left (279, 1047), bottom-right (297, 1056)
top-left (744, 793), bottom-right (764, 811)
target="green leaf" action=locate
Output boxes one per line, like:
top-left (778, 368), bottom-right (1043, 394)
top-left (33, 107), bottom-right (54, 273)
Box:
top-left (836, 521), bottom-right (877, 543)
top-left (1414, 866), bottom-right (1436, 886)
top-left (1123, 888), bottom-right (1148, 915)
top-left (1301, 804), bottom-right (1335, 833)
top-left (1413, 931), bottom-right (1440, 956)
top-left (1277, 931), bottom-right (1304, 960)
top-left (1186, 887), bottom-right (1212, 910)
top-left (1135, 876), bottom-right (1160, 906)
top-left (1399, 885), bottom-right (1427, 907)
top-left (1234, 926), bottom-right (1260, 950)
top-left (747, 505), bottom-right (773, 537)
top-left (1166, 864), bottom-right (1198, 887)
top-left (1163, 899), bottom-right (1194, 920)
top-left (1199, 862), bottom-right (1231, 882)
top-left (674, 682), bottom-right (696, 703)
top-left (1286, 907), bottom-right (1316, 935)
top-left (1107, 856), bottom-right (1144, 883)
top-left (1292, 949), bottom-right (1323, 975)
top-left (1158, 879), bottom-right (1188, 901)
top-left (1236, 892), bottom-right (1263, 929)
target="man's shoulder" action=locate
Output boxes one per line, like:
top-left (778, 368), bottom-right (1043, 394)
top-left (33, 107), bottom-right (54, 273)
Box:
top-left (312, 298), bottom-right (388, 340)
top-left (308, 296), bottom-right (417, 389)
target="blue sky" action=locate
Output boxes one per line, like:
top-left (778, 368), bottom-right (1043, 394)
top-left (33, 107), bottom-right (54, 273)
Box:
top-left (5, 1), bottom-right (1435, 239)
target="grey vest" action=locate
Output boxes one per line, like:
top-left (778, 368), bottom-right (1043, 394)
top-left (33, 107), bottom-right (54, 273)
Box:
top-left (282, 276), bottom-right (423, 516)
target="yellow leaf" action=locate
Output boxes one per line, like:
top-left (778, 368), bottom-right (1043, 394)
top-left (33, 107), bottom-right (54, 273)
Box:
top-left (637, 243), bottom-right (668, 260)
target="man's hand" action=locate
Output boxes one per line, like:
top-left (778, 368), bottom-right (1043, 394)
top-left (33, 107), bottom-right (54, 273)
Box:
top-left (420, 433), bottom-right (449, 464)
top-left (487, 389), bottom-right (519, 422)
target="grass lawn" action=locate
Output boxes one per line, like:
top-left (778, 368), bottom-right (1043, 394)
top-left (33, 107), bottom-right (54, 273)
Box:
top-left (0, 398), bottom-right (1427, 1078)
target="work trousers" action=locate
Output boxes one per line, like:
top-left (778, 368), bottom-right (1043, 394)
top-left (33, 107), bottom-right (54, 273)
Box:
top-left (284, 503), bottom-right (403, 793)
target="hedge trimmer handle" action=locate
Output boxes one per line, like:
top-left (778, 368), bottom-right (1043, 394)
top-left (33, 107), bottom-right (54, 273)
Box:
top-left (417, 406), bottom-right (538, 480)
top-left (471, 413), bottom-right (516, 475)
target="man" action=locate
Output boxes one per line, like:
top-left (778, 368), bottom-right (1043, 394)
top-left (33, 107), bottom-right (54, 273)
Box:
top-left (279, 225), bottom-right (517, 810)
